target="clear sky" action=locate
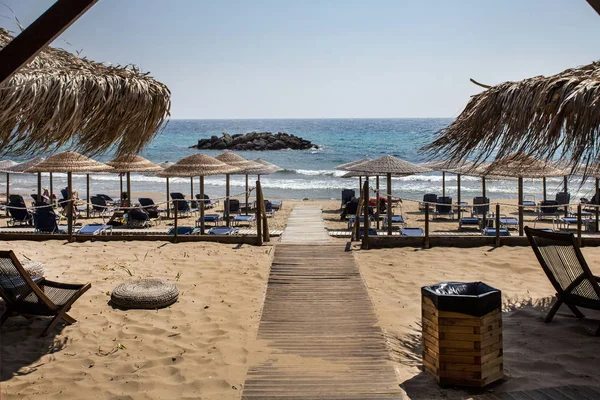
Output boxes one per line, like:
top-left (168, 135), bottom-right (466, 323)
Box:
top-left (2, 0), bottom-right (600, 119)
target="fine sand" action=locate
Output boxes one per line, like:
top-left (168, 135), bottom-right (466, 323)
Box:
top-left (2, 198), bottom-right (600, 399)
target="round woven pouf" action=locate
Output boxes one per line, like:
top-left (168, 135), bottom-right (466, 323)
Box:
top-left (111, 279), bottom-right (179, 310)
top-left (22, 260), bottom-right (45, 279)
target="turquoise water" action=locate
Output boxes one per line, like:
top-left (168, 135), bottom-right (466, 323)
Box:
top-left (1, 119), bottom-right (596, 202)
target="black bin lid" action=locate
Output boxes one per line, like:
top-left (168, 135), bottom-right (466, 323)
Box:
top-left (422, 282), bottom-right (501, 317)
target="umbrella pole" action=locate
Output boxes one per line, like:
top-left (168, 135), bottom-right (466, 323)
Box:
top-left (362, 177), bottom-right (370, 249)
top-left (482, 177), bottom-right (487, 228)
top-left (49, 172), bottom-right (53, 206)
top-left (442, 171), bottom-right (446, 198)
top-left (119, 174), bottom-right (123, 201)
top-left (190, 177), bottom-right (194, 204)
top-left (387, 173), bottom-right (392, 236)
top-left (376, 176), bottom-right (380, 230)
top-left (258, 174), bottom-right (261, 182)
top-left (596, 177), bottom-right (599, 233)
top-left (5, 173), bottom-right (9, 216)
top-left (86, 173), bottom-right (90, 218)
top-left (37, 172), bottom-right (42, 200)
top-left (200, 176), bottom-right (205, 234)
top-left (359, 176), bottom-right (362, 191)
top-left (245, 174), bottom-right (249, 216)
top-left (225, 174), bottom-right (230, 227)
top-left (457, 174), bottom-right (461, 220)
top-left (518, 176), bottom-right (524, 236)
top-left (166, 177), bottom-right (170, 218)
top-left (563, 175), bottom-right (568, 217)
top-left (127, 171), bottom-right (131, 208)
top-left (543, 177), bottom-right (547, 202)
top-left (67, 172), bottom-right (73, 242)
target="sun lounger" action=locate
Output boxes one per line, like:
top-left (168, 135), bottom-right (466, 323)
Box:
top-left (167, 226), bottom-right (197, 235)
top-left (232, 215), bottom-right (255, 226)
top-left (472, 197), bottom-right (490, 216)
top-left (347, 214), bottom-right (375, 230)
top-left (196, 213), bottom-right (222, 227)
top-left (271, 200), bottom-right (283, 210)
top-left (7, 202), bottom-right (32, 227)
top-left (341, 189), bottom-right (356, 208)
top-left (0, 250), bottom-right (91, 336)
top-left (78, 224), bottom-right (112, 235)
top-left (499, 216), bottom-right (519, 230)
top-left (525, 227), bottom-right (600, 335)
top-left (401, 227), bottom-right (424, 236)
top-left (358, 228), bottom-right (378, 238)
top-left (383, 214), bottom-right (406, 229)
top-left (453, 201), bottom-right (470, 213)
top-left (434, 196), bottom-right (454, 219)
top-left (170, 192), bottom-right (198, 216)
top-left (459, 216), bottom-right (480, 230)
top-left (419, 193), bottom-right (437, 212)
top-left (522, 195), bottom-right (536, 211)
top-left (538, 200), bottom-right (560, 220)
top-left (208, 227), bottom-right (239, 235)
top-left (482, 227), bottom-right (510, 236)
top-left (33, 208), bottom-right (65, 233)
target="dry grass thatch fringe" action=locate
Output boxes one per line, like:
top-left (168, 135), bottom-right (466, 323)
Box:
top-left (0, 28), bottom-right (171, 157)
top-left (422, 61), bottom-right (600, 179)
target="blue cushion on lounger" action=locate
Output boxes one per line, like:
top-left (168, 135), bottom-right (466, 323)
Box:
top-left (208, 227), bottom-right (239, 235)
top-left (79, 224), bottom-right (111, 235)
top-left (482, 228), bottom-right (510, 236)
top-left (401, 228), bottom-right (424, 236)
top-left (389, 215), bottom-right (405, 224)
top-left (203, 214), bottom-right (221, 222)
top-left (499, 217), bottom-right (519, 226)
top-left (460, 217), bottom-right (480, 225)
top-left (233, 215), bottom-right (255, 222)
top-left (522, 201), bottom-right (536, 207)
top-left (167, 226), bottom-right (195, 235)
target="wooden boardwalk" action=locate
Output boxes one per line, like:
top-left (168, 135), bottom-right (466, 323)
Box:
top-left (242, 206), bottom-right (402, 399)
top-left (280, 205), bottom-right (331, 243)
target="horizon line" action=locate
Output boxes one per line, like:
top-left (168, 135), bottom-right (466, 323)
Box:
top-left (167, 117), bottom-right (455, 121)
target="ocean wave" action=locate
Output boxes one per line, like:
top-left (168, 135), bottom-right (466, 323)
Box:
top-left (283, 169), bottom-right (347, 177)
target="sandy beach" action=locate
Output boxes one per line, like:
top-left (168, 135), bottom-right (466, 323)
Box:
top-left (1, 198), bottom-right (600, 399)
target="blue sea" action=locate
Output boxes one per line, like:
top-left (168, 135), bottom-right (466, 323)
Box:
top-left (1, 119), bottom-right (597, 202)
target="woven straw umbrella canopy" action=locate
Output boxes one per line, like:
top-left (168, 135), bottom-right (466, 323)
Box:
top-left (423, 61), bottom-right (600, 177)
top-left (216, 152), bottom-right (264, 221)
top-left (347, 156), bottom-right (431, 236)
top-left (255, 158), bottom-right (283, 172)
top-left (0, 28), bottom-right (170, 158)
top-left (159, 154), bottom-right (239, 233)
top-left (335, 158), bottom-right (371, 171)
top-left (107, 155), bottom-right (162, 207)
top-left (25, 152), bottom-right (112, 239)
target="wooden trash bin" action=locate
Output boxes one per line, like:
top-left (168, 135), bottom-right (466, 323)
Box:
top-left (421, 282), bottom-right (503, 387)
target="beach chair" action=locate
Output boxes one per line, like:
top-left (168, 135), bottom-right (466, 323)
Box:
top-left (170, 193), bottom-right (198, 217)
top-left (125, 208), bottom-right (151, 229)
top-left (499, 215), bottom-right (519, 230)
top-left (33, 208), bottom-right (66, 234)
top-left (9, 194), bottom-right (25, 204)
top-left (472, 197), bottom-right (490, 216)
top-left (482, 227), bottom-right (510, 236)
top-left (139, 198), bottom-right (166, 216)
top-left (525, 227), bottom-right (600, 335)
top-left (401, 227), bottom-right (424, 236)
top-left (459, 216), bottom-right (480, 230)
top-left (90, 196), bottom-right (115, 219)
top-left (341, 189), bottom-right (356, 208)
top-left (556, 192), bottom-right (571, 206)
top-left (232, 214), bottom-right (255, 227)
top-left (6, 201), bottom-right (32, 227)
top-left (167, 226), bottom-right (197, 235)
top-left (383, 214), bottom-right (406, 230)
top-left (347, 214), bottom-right (375, 230)
top-left (208, 227), bottom-right (239, 235)
top-left (264, 200), bottom-right (275, 217)
top-left (271, 200), bottom-right (283, 210)
top-left (537, 200), bottom-right (560, 221)
top-left (358, 228), bottom-right (378, 238)
top-left (225, 199), bottom-right (241, 216)
top-left (196, 213), bottom-right (223, 227)
top-left (419, 193), bottom-right (437, 212)
top-left (434, 196), bottom-right (454, 219)
top-left (78, 224), bottom-right (112, 235)
top-left (0, 250), bottom-right (91, 336)
top-left (195, 194), bottom-right (217, 209)
top-left (96, 194), bottom-right (116, 204)
top-left (341, 199), bottom-right (359, 220)
top-left (523, 195), bottom-right (537, 212)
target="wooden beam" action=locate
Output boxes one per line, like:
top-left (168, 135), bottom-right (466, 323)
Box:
top-left (586, 0), bottom-right (600, 16)
top-left (0, 0), bottom-right (98, 86)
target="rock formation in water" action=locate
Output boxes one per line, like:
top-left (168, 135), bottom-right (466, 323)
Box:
top-left (190, 132), bottom-right (319, 151)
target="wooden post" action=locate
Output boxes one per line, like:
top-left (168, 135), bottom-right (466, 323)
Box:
top-left (354, 197), bottom-right (363, 241)
top-left (596, 178), bottom-right (599, 232)
top-left (261, 189), bottom-right (269, 243)
top-left (442, 171), bottom-right (446, 198)
top-left (563, 176), bottom-right (568, 217)
top-left (5, 173), bottom-right (9, 216)
top-left (37, 172), bottom-right (42, 201)
top-left (543, 177), bottom-right (547, 202)
top-left (387, 173), bottom-right (392, 236)
top-left (190, 177), bottom-right (194, 206)
top-left (225, 174), bottom-right (230, 227)
top-left (362, 179), bottom-right (370, 250)
top-left (199, 175), bottom-right (205, 235)
top-left (258, 174), bottom-right (261, 183)
top-left (67, 172), bottom-right (73, 242)
top-left (518, 176), bottom-right (524, 236)
top-left (375, 176), bottom-right (380, 230)
top-left (457, 173), bottom-right (461, 220)
top-left (245, 174), bottom-right (249, 216)
top-left (127, 171), bottom-right (132, 208)
top-left (173, 199), bottom-right (178, 243)
top-left (0, 0), bottom-right (99, 86)
top-left (119, 174), bottom-right (123, 201)
top-left (359, 176), bottom-right (362, 192)
top-left (577, 203), bottom-right (582, 247)
top-left (255, 180), bottom-right (263, 245)
top-left (86, 173), bottom-right (90, 218)
top-left (166, 177), bottom-right (170, 218)
top-left (49, 172), bottom-right (53, 206)
top-left (424, 205), bottom-right (430, 249)
top-left (482, 177), bottom-right (487, 228)
top-left (495, 204), bottom-right (501, 247)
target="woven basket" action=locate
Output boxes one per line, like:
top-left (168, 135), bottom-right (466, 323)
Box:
top-left (111, 279), bottom-right (179, 310)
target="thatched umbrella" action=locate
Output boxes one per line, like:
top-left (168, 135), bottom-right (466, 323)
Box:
top-left (107, 155), bottom-right (162, 210)
top-left (0, 159), bottom-right (16, 214)
top-left (25, 152), bottom-right (112, 240)
top-left (423, 61), bottom-right (600, 177)
top-left (478, 154), bottom-right (565, 235)
top-left (215, 153), bottom-right (262, 226)
top-left (336, 158), bottom-right (371, 189)
top-left (158, 155), bottom-right (238, 234)
top-left (254, 158), bottom-right (283, 181)
top-left (347, 156), bottom-right (431, 235)
top-left (4, 157), bottom-right (45, 204)
top-left (0, 27), bottom-right (170, 158)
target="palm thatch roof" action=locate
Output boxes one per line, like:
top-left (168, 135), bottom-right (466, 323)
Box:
top-left (482, 153), bottom-right (565, 178)
top-left (346, 155), bottom-right (431, 176)
top-left (255, 158), bottom-right (283, 172)
top-left (423, 61), bottom-right (600, 176)
top-left (25, 151), bottom-right (112, 173)
top-left (0, 28), bottom-right (170, 157)
top-left (2, 157), bottom-right (44, 173)
top-left (0, 159), bottom-right (16, 172)
top-left (335, 158), bottom-right (371, 171)
top-left (106, 155), bottom-right (162, 173)
top-left (157, 154), bottom-right (239, 178)
top-left (215, 152), bottom-right (262, 174)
